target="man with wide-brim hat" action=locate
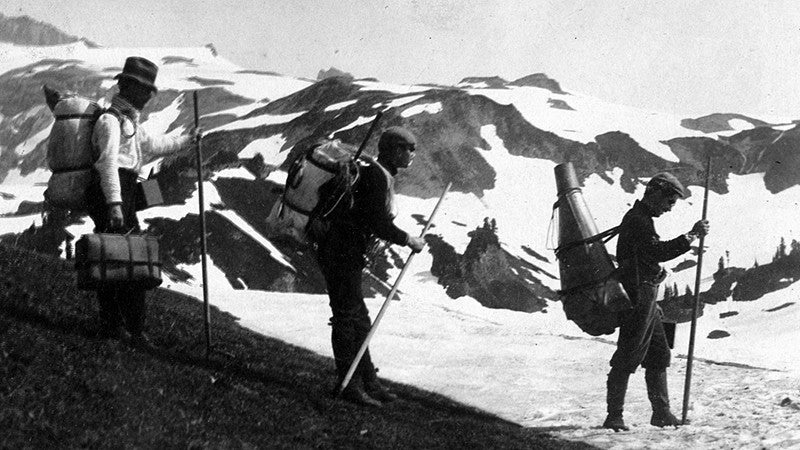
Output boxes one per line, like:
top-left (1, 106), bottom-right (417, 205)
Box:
top-left (87, 56), bottom-right (200, 348)
top-left (602, 171), bottom-right (709, 431)
top-left (114, 56), bottom-right (159, 93)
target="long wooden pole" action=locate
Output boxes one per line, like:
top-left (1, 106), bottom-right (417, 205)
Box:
top-left (337, 182), bottom-right (452, 396)
top-left (193, 91), bottom-right (212, 359)
top-left (681, 152), bottom-right (712, 424)
top-left (354, 111), bottom-right (383, 160)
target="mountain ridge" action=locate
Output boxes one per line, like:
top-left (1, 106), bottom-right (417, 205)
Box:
top-left (0, 13), bottom-right (99, 47)
top-left (0, 30), bottom-right (798, 318)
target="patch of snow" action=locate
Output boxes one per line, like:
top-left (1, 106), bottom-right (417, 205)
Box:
top-left (457, 81), bottom-right (489, 89)
top-left (332, 114), bottom-right (377, 135)
top-left (237, 135), bottom-right (288, 166)
top-left (374, 94), bottom-right (424, 110)
top-left (203, 101), bottom-right (269, 119)
top-left (215, 210), bottom-right (295, 271)
top-left (13, 125), bottom-right (50, 157)
top-left (0, 169), bottom-right (49, 215)
top-left (356, 80), bottom-right (433, 95)
top-left (477, 86), bottom-right (690, 162)
top-left (214, 168), bottom-right (255, 181)
top-left (728, 118), bottom-right (755, 131)
top-left (209, 111), bottom-right (306, 133)
top-left (324, 99), bottom-right (358, 111)
top-left (401, 102), bottom-right (443, 117)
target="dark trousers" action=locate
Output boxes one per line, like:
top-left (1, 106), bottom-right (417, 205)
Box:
top-left (87, 169), bottom-right (146, 333)
top-left (320, 265), bottom-right (376, 383)
top-left (610, 281), bottom-right (671, 373)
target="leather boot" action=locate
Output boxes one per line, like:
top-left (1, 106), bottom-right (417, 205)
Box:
top-left (646, 369), bottom-right (681, 428)
top-left (602, 367), bottom-right (630, 432)
top-left (339, 378), bottom-right (382, 408)
top-left (363, 368), bottom-right (397, 403)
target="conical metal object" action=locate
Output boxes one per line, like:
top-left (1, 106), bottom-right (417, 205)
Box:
top-left (553, 162), bottom-right (630, 336)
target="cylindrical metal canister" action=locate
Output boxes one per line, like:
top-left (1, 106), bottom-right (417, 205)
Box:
top-left (553, 162), bottom-right (630, 335)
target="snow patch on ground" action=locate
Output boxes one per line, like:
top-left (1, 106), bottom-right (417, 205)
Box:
top-left (332, 114), bottom-right (378, 135)
top-left (728, 118), bottom-right (755, 131)
top-left (210, 111), bottom-right (305, 133)
top-left (214, 168), bottom-right (255, 181)
top-left (476, 86), bottom-right (691, 162)
top-left (401, 102), bottom-right (443, 117)
top-left (237, 135), bottom-right (288, 165)
top-left (325, 99), bottom-right (358, 111)
top-left (13, 124), bottom-right (50, 157)
top-left (374, 94), bottom-right (424, 110)
top-left (166, 265), bottom-right (800, 450)
top-left (356, 80), bottom-right (434, 95)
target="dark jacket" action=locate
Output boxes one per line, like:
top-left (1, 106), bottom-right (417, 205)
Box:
top-left (316, 160), bottom-right (408, 270)
top-left (616, 200), bottom-right (691, 285)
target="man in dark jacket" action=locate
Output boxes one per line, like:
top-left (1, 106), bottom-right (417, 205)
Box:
top-left (316, 126), bottom-right (425, 407)
top-left (603, 172), bottom-right (709, 431)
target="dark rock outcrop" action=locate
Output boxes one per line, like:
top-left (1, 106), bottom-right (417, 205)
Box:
top-left (457, 76), bottom-right (508, 89)
top-left (509, 73), bottom-right (567, 94)
top-left (680, 113), bottom-right (770, 134)
top-left (317, 67), bottom-right (354, 81)
top-left (0, 13), bottom-right (98, 47)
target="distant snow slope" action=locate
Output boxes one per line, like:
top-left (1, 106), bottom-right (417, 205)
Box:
top-left (2, 36), bottom-right (800, 449)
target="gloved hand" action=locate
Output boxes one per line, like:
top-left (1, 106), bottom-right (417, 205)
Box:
top-left (108, 204), bottom-right (124, 231)
top-left (407, 236), bottom-right (425, 253)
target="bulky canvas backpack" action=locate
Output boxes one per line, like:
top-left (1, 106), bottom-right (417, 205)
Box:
top-left (42, 85), bottom-right (124, 210)
top-left (265, 139), bottom-right (361, 245)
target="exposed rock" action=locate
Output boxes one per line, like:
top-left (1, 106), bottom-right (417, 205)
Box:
top-left (0, 13), bottom-right (98, 47)
top-left (708, 330), bottom-right (731, 339)
top-left (680, 113), bottom-right (770, 134)
top-left (547, 98), bottom-right (574, 110)
top-left (509, 73), bottom-right (567, 94)
top-left (457, 76), bottom-right (508, 89)
top-left (317, 67), bottom-right (354, 81)
top-left (428, 218), bottom-right (553, 312)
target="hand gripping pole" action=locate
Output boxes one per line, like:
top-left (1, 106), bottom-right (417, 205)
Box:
top-left (337, 182), bottom-right (452, 395)
top-left (681, 152), bottom-right (712, 424)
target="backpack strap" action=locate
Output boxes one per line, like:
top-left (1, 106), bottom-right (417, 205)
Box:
top-left (554, 226), bottom-right (620, 260)
top-left (100, 106), bottom-right (136, 139)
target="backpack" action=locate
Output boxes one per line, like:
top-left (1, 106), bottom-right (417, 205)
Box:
top-left (265, 139), bottom-right (360, 245)
top-left (550, 161), bottom-right (631, 336)
top-left (42, 86), bottom-right (124, 210)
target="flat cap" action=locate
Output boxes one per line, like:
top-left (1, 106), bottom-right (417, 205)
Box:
top-left (647, 172), bottom-right (686, 198)
top-left (378, 126), bottom-right (417, 153)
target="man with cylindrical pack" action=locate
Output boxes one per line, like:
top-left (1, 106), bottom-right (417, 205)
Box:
top-left (315, 126), bottom-right (425, 407)
top-left (88, 56), bottom-right (199, 347)
top-left (603, 172), bottom-right (710, 431)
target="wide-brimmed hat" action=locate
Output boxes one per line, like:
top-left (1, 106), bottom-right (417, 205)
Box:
top-left (114, 57), bottom-right (158, 93)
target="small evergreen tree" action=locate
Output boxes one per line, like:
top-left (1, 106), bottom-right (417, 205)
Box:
top-left (790, 239), bottom-right (800, 257)
top-left (773, 237), bottom-right (787, 261)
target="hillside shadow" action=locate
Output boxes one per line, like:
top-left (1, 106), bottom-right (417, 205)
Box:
top-left (0, 243), bottom-right (597, 449)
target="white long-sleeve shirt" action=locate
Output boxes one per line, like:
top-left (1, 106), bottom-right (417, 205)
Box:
top-left (92, 95), bottom-right (190, 204)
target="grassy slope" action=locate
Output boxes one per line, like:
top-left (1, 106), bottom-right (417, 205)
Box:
top-left (0, 244), bottom-right (594, 449)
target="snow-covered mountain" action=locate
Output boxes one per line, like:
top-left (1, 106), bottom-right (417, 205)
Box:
top-left (2, 34), bottom-right (798, 316)
top-left (2, 17), bottom-right (800, 448)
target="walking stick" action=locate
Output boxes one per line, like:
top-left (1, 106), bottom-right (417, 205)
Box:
top-left (337, 182), bottom-right (452, 396)
top-left (193, 91), bottom-right (212, 359)
top-left (681, 152), bottom-right (712, 424)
